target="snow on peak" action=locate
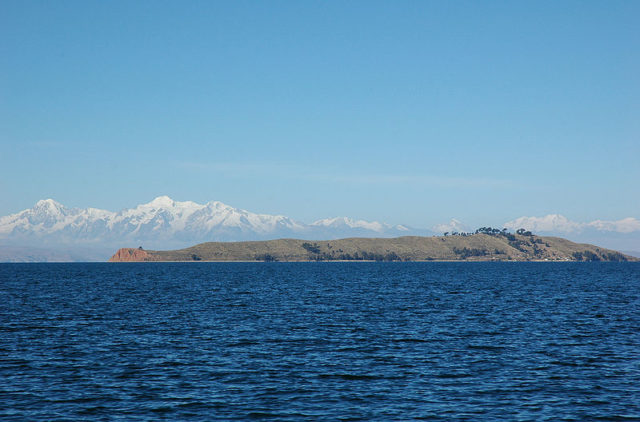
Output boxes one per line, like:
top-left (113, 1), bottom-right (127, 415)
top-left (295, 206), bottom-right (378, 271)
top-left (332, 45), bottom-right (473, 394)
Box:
top-left (432, 218), bottom-right (467, 234)
top-left (34, 198), bottom-right (65, 211)
top-left (311, 216), bottom-right (386, 232)
top-left (147, 196), bottom-right (175, 207)
top-left (0, 196), bottom-right (427, 245)
top-left (504, 214), bottom-right (640, 234)
top-left (587, 217), bottom-right (640, 234)
top-left (30, 199), bottom-right (69, 221)
top-left (205, 200), bottom-right (234, 211)
top-left (2, 197), bottom-right (637, 254)
top-left (311, 216), bottom-right (350, 226)
top-left (503, 214), bottom-right (581, 233)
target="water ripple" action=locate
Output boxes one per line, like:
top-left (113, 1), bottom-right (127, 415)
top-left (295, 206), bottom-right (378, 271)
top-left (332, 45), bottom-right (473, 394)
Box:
top-left (0, 262), bottom-right (639, 420)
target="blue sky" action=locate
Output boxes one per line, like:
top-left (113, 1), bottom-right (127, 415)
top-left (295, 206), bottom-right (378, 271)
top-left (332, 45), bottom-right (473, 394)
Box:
top-left (1, 1), bottom-right (638, 228)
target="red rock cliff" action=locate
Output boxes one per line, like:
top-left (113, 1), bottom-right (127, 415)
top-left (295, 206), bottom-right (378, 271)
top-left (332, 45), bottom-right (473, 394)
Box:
top-left (108, 248), bottom-right (156, 262)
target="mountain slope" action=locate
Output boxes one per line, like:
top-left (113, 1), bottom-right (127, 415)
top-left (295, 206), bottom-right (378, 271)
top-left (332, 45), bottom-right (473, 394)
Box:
top-left (109, 233), bottom-right (637, 262)
top-left (0, 197), bottom-right (430, 256)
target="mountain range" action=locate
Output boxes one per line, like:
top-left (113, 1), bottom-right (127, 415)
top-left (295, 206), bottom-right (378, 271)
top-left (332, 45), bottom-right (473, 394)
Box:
top-left (0, 196), bottom-right (431, 261)
top-left (1, 196), bottom-right (638, 262)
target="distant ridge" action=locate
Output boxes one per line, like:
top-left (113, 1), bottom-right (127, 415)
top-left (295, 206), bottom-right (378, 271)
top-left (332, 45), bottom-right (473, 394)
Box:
top-left (3, 197), bottom-right (638, 262)
top-left (108, 233), bottom-right (637, 262)
top-left (0, 196), bottom-right (432, 252)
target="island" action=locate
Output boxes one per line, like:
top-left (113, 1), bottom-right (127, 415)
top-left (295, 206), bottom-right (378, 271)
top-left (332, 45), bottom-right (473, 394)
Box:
top-left (108, 228), bottom-right (636, 262)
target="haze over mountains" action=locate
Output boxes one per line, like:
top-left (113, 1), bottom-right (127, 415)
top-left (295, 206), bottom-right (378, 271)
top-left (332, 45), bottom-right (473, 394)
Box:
top-left (0, 196), bottom-right (638, 261)
top-left (503, 215), bottom-right (640, 257)
top-left (0, 196), bottom-right (430, 261)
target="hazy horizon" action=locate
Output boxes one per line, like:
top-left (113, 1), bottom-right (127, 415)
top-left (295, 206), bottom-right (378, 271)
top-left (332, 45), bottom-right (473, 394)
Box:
top-left (1, 195), bottom-right (638, 259)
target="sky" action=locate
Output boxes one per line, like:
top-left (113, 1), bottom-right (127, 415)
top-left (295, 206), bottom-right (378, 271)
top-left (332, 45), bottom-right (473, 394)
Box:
top-left (1, 1), bottom-right (638, 229)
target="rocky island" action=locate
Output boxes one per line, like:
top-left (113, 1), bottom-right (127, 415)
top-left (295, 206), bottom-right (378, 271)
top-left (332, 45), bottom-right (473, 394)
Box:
top-left (109, 229), bottom-right (636, 262)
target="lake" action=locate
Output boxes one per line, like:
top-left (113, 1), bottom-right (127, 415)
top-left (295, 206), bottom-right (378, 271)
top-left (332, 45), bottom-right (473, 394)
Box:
top-left (1, 262), bottom-right (639, 420)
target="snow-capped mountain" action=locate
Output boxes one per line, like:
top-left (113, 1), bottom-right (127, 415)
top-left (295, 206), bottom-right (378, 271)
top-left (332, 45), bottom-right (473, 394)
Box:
top-left (431, 218), bottom-right (469, 234)
top-left (0, 196), bottom-right (429, 254)
top-left (310, 216), bottom-right (415, 238)
top-left (503, 214), bottom-right (640, 253)
top-left (503, 214), bottom-right (640, 234)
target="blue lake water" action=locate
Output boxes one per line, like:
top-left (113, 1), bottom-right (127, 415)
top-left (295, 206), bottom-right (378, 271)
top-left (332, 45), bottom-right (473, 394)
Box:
top-left (1, 262), bottom-right (639, 421)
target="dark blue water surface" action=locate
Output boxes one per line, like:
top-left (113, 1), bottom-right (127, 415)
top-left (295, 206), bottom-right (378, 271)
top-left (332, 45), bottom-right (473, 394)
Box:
top-left (1, 262), bottom-right (639, 421)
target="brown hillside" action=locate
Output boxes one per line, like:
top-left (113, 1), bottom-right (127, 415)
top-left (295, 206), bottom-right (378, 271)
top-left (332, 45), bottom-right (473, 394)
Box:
top-left (108, 234), bottom-right (636, 262)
